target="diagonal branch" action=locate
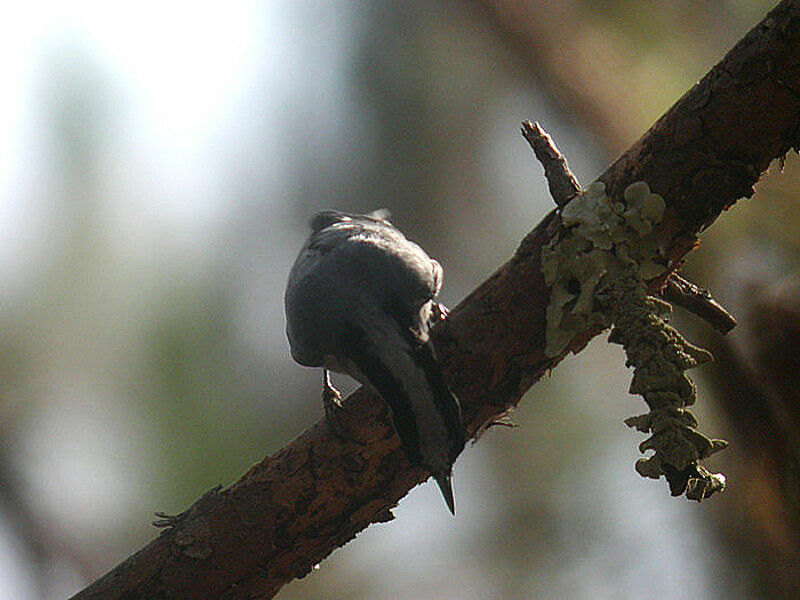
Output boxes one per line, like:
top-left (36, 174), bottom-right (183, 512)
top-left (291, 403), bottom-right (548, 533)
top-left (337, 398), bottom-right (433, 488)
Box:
top-left (71, 2), bottom-right (800, 598)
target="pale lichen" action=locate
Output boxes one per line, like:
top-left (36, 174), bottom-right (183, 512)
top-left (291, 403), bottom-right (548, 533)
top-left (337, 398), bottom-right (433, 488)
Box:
top-left (541, 180), bottom-right (727, 501)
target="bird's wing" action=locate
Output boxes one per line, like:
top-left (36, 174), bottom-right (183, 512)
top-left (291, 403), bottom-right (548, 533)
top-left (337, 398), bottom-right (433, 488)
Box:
top-left (340, 309), bottom-right (464, 469)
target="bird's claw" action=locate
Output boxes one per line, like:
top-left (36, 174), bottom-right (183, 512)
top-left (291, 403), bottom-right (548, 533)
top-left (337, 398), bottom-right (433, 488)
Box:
top-left (431, 302), bottom-right (449, 323)
top-left (152, 484), bottom-right (222, 530)
top-left (322, 372), bottom-right (349, 439)
top-left (324, 399), bottom-right (348, 440)
top-left (153, 511), bottom-right (183, 529)
top-left (322, 380), bottom-right (343, 409)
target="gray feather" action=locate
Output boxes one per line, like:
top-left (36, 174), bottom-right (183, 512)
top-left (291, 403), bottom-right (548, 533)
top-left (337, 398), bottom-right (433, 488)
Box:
top-left (285, 210), bottom-right (464, 513)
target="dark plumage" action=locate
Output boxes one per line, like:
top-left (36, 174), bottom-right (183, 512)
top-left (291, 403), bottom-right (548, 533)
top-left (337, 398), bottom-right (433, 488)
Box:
top-left (285, 210), bottom-right (465, 513)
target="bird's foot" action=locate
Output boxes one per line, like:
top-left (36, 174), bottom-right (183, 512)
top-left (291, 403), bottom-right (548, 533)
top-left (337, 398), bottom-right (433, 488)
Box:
top-left (153, 511), bottom-right (182, 529)
top-left (322, 373), bottom-right (349, 440)
top-left (431, 302), bottom-right (449, 323)
top-left (152, 485), bottom-right (222, 529)
top-left (320, 369), bottom-right (367, 447)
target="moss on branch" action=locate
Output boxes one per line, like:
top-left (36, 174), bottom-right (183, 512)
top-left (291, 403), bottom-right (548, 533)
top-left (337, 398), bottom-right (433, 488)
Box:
top-left (541, 180), bottom-right (727, 500)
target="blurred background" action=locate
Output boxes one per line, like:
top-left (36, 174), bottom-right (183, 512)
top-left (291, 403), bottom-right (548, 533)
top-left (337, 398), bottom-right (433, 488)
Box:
top-left (1, 1), bottom-right (797, 598)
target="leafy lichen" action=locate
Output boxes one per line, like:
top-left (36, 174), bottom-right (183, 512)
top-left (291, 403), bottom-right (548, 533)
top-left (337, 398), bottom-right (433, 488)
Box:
top-left (541, 180), bottom-right (727, 501)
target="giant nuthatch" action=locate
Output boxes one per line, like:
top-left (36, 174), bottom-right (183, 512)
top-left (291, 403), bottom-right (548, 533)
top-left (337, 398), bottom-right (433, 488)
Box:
top-left (284, 210), bottom-right (465, 514)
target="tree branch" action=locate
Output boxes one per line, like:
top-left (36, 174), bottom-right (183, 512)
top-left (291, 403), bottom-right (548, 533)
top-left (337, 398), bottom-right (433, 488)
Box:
top-left (661, 273), bottom-right (738, 334)
top-left (520, 119), bottom-right (581, 206)
top-left (71, 2), bottom-right (800, 598)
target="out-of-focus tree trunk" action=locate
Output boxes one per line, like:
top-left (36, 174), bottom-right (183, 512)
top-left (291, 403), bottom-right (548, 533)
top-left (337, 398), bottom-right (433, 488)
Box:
top-left (475, 0), bottom-right (760, 155)
top-left (703, 270), bottom-right (800, 596)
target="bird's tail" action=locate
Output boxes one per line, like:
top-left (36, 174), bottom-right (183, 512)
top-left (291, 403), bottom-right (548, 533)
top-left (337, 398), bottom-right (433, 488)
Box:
top-left (347, 322), bottom-right (465, 513)
top-left (433, 469), bottom-right (456, 515)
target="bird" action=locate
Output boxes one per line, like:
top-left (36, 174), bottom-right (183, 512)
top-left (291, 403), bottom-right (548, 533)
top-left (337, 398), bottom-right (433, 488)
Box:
top-left (284, 209), bottom-right (465, 514)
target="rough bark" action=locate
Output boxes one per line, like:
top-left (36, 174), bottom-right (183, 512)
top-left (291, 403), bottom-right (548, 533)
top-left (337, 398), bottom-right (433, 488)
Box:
top-left (71, 2), bottom-right (800, 598)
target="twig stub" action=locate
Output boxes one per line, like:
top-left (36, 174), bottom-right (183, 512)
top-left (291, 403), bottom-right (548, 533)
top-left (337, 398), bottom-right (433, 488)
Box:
top-left (521, 120), bottom-right (581, 207)
top-left (662, 273), bottom-right (737, 334)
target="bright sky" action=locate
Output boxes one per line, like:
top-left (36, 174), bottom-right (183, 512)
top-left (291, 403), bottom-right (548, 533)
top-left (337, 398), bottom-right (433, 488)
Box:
top-left (0, 1), bottom-right (305, 299)
top-left (0, 1), bottom-right (268, 168)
